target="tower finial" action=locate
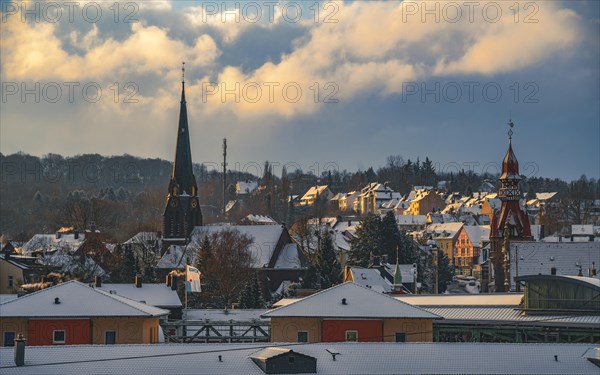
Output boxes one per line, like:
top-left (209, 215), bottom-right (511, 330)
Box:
top-left (182, 61), bottom-right (185, 83)
top-left (507, 118), bottom-right (514, 141)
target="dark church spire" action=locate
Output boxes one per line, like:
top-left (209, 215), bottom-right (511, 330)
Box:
top-left (169, 62), bottom-right (196, 197)
top-left (163, 62), bottom-right (202, 242)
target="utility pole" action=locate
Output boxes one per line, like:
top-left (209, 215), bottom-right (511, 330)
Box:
top-left (222, 138), bottom-right (227, 217)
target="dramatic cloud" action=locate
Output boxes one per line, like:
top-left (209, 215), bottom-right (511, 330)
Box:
top-left (0, 0), bottom-right (597, 179)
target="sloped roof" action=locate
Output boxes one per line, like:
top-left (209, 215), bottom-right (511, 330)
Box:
top-left (158, 225), bottom-right (302, 270)
top-left (20, 233), bottom-right (85, 255)
top-left (348, 268), bottom-right (392, 293)
top-left (192, 225), bottom-right (285, 268)
top-left (426, 222), bottom-right (464, 239)
top-left (301, 185), bottom-right (330, 201)
top-left (0, 281), bottom-right (169, 317)
top-left (262, 282), bottom-right (440, 319)
top-left (462, 225), bottom-right (491, 247)
top-left (95, 283), bottom-right (182, 308)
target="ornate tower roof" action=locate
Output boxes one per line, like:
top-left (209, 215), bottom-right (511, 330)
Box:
top-left (500, 121), bottom-right (520, 181)
top-left (491, 120), bottom-right (532, 239)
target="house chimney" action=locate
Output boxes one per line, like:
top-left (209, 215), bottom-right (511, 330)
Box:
top-left (166, 274), bottom-right (172, 287)
top-left (135, 275), bottom-right (142, 288)
top-left (74, 230), bottom-right (79, 240)
top-left (341, 298), bottom-right (347, 305)
top-left (94, 276), bottom-right (101, 288)
top-left (56, 232), bottom-right (61, 239)
top-left (592, 262), bottom-right (597, 277)
top-left (14, 333), bottom-right (25, 367)
top-left (54, 297), bottom-right (60, 304)
top-left (171, 275), bottom-right (178, 291)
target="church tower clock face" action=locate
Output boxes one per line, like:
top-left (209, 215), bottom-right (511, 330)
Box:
top-left (191, 200), bottom-right (198, 208)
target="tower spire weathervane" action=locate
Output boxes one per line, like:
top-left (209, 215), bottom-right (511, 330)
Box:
top-left (507, 118), bottom-right (514, 140)
top-left (182, 61), bottom-right (185, 83)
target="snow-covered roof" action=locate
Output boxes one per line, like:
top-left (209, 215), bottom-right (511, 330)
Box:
top-left (20, 233), bottom-right (85, 255)
top-left (236, 180), bottom-right (258, 195)
top-left (242, 214), bottom-right (278, 225)
top-left (348, 268), bottom-right (392, 293)
top-left (462, 225), bottom-right (491, 247)
top-left (396, 293), bottom-right (523, 307)
top-left (159, 225), bottom-right (303, 270)
top-left (1, 342), bottom-right (598, 375)
top-left (0, 294), bottom-right (18, 304)
top-left (37, 249), bottom-right (106, 277)
top-left (509, 241), bottom-right (600, 291)
top-left (426, 306), bottom-right (600, 326)
top-left (185, 309), bottom-right (268, 322)
top-left (396, 215), bottom-right (427, 226)
top-left (426, 222), bottom-right (464, 239)
top-left (123, 232), bottom-right (161, 245)
top-left (262, 282), bottom-right (439, 319)
top-left (94, 283), bottom-right (182, 308)
top-left (536, 192), bottom-right (558, 201)
top-left (0, 281), bottom-right (169, 317)
top-left (300, 185), bottom-right (330, 201)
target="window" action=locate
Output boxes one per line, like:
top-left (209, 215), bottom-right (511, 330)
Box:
top-left (53, 330), bottom-right (65, 344)
top-left (297, 331), bottom-right (308, 343)
top-left (7, 276), bottom-right (13, 288)
top-left (395, 333), bottom-right (406, 342)
top-left (4, 332), bottom-right (15, 347)
top-left (105, 331), bottom-right (116, 345)
top-left (345, 330), bottom-right (358, 342)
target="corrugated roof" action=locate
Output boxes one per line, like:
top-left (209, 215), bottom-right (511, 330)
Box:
top-left (509, 241), bottom-right (600, 290)
top-left (396, 294), bottom-right (523, 307)
top-left (426, 306), bottom-right (600, 326)
top-left (1, 342), bottom-right (598, 374)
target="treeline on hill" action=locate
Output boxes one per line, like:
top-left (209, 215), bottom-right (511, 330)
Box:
top-left (1, 152), bottom-right (598, 241)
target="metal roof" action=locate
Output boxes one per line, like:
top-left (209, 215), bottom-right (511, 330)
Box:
top-left (1, 342), bottom-right (598, 374)
top-left (426, 306), bottom-right (600, 327)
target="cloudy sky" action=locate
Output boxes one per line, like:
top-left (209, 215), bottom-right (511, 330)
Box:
top-left (1, 0), bottom-right (598, 181)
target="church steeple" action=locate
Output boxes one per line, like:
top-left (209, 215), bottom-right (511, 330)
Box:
top-left (163, 63), bottom-right (202, 242)
top-left (169, 62), bottom-right (197, 197)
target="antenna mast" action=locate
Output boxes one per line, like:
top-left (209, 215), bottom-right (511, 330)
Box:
top-left (222, 138), bottom-right (227, 217)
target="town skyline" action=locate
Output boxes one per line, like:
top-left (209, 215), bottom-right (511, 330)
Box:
top-left (1, 1), bottom-right (598, 181)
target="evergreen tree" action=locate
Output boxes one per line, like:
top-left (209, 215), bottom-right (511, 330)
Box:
top-left (194, 235), bottom-right (212, 272)
top-left (380, 212), bottom-right (400, 262)
top-left (123, 244), bottom-right (138, 282)
top-left (436, 251), bottom-right (453, 293)
top-left (318, 231), bottom-right (342, 289)
top-left (238, 272), bottom-right (265, 309)
top-left (349, 214), bottom-right (382, 266)
top-left (301, 261), bottom-right (320, 289)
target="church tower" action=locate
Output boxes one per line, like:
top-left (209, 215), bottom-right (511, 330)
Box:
top-left (489, 120), bottom-right (532, 292)
top-left (163, 63), bottom-right (202, 243)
